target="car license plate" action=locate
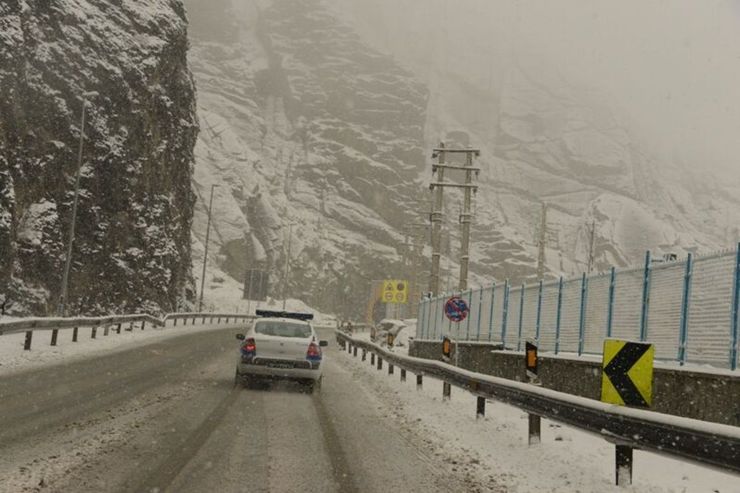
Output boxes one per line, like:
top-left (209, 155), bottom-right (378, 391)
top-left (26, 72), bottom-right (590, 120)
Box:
top-left (267, 362), bottom-right (293, 369)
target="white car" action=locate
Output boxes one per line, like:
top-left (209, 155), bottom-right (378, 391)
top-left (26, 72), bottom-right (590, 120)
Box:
top-left (234, 310), bottom-right (328, 392)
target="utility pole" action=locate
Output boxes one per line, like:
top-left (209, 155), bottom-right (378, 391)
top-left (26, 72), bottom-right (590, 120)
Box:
top-left (58, 91), bottom-right (98, 319)
top-left (429, 143), bottom-right (480, 293)
top-left (587, 220), bottom-right (596, 274)
top-left (281, 223), bottom-right (294, 310)
top-left (198, 184), bottom-right (219, 312)
top-left (429, 143), bottom-right (446, 296)
top-left (458, 149), bottom-right (475, 291)
top-left (537, 203), bottom-right (548, 280)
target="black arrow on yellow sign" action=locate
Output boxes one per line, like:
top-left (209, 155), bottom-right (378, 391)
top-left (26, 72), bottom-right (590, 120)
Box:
top-left (603, 342), bottom-right (652, 407)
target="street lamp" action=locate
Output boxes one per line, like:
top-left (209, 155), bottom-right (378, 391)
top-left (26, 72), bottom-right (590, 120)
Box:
top-left (58, 90), bottom-right (98, 319)
top-left (281, 222), bottom-right (294, 311)
top-left (198, 184), bottom-right (219, 312)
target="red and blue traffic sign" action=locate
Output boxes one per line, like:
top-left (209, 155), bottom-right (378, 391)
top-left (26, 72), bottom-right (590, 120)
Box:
top-left (444, 296), bottom-right (469, 323)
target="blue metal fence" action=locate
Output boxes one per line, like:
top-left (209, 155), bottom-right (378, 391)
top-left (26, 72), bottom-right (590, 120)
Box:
top-left (417, 246), bottom-right (740, 370)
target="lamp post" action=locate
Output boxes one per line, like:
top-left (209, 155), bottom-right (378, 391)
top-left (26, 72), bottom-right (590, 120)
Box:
top-left (55, 90), bottom-right (98, 340)
top-left (198, 184), bottom-right (219, 312)
top-left (281, 223), bottom-right (294, 311)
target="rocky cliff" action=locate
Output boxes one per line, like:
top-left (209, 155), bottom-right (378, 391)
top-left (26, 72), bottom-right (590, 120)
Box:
top-left (0, 0), bottom-right (198, 315)
top-left (185, 0), bottom-right (428, 317)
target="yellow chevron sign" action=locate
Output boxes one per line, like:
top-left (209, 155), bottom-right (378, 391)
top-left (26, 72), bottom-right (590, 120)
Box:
top-left (601, 339), bottom-right (654, 407)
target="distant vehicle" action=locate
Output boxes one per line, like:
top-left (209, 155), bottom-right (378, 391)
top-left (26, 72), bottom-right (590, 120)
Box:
top-left (234, 310), bottom-right (328, 393)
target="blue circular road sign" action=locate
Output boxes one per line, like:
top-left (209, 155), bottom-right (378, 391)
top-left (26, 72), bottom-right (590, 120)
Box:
top-left (444, 296), bottom-right (469, 323)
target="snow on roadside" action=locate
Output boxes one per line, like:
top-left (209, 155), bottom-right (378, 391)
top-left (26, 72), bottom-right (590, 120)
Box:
top-left (336, 347), bottom-right (739, 493)
top-left (0, 320), bottom-right (247, 377)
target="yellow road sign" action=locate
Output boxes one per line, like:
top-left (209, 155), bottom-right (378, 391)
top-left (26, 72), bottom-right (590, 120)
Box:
top-left (381, 279), bottom-right (408, 304)
top-left (601, 339), bottom-right (654, 407)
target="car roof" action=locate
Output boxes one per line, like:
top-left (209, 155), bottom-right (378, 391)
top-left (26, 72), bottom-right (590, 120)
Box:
top-left (255, 317), bottom-right (312, 326)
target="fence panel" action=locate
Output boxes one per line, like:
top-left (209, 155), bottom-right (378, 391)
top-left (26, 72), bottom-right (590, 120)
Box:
top-left (492, 283), bottom-right (506, 342)
top-left (583, 273), bottom-right (610, 354)
top-left (538, 281), bottom-right (560, 352)
top-left (557, 278), bottom-right (582, 353)
top-left (647, 263), bottom-right (685, 360)
top-left (477, 286), bottom-right (494, 341)
top-left (505, 287), bottom-right (522, 349)
top-left (610, 267), bottom-right (644, 343)
top-left (517, 284), bottom-right (540, 350)
top-left (686, 254), bottom-right (735, 367)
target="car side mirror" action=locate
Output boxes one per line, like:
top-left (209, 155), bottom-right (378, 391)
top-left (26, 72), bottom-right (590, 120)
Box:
top-left (319, 340), bottom-right (328, 347)
top-left (236, 333), bottom-right (245, 340)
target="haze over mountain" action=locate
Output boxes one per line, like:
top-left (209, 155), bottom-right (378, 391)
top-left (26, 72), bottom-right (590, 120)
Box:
top-left (186, 0), bottom-right (740, 318)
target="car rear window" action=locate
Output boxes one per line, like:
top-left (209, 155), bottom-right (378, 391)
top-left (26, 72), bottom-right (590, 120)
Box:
top-left (254, 321), bottom-right (312, 338)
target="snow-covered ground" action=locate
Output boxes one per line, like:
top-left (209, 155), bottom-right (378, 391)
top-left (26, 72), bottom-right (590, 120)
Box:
top-left (0, 319), bottom-right (247, 377)
top-left (337, 346), bottom-right (740, 492)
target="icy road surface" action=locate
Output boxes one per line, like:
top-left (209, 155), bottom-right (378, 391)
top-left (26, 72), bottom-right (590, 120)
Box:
top-left (0, 326), bottom-right (480, 492)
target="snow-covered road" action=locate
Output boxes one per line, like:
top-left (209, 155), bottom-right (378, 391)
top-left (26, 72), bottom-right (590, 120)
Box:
top-left (1, 325), bottom-right (736, 492)
top-left (0, 327), bottom-right (481, 492)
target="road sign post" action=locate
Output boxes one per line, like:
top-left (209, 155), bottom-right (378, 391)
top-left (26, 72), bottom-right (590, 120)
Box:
top-left (525, 341), bottom-right (541, 445)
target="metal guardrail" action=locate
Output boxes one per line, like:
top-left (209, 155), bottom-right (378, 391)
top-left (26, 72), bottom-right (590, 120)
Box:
top-left (0, 312), bottom-right (255, 350)
top-left (336, 331), bottom-right (740, 485)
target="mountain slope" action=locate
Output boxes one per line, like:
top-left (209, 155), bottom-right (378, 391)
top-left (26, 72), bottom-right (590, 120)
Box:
top-left (0, 0), bottom-right (198, 315)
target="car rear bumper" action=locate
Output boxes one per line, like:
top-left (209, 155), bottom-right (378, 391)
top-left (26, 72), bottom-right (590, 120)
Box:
top-left (237, 359), bottom-right (322, 381)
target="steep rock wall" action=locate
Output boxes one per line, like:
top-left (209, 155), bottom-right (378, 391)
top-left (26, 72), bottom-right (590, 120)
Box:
top-left (0, 0), bottom-right (198, 315)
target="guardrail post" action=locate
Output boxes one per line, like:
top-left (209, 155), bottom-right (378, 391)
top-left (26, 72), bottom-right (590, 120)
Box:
top-left (442, 381), bottom-right (451, 400)
top-left (555, 277), bottom-right (564, 354)
top-left (24, 331), bottom-right (33, 350)
top-left (615, 445), bottom-right (633, 486)
top-left (488, 283), bottom-right (496, 341)
top-left (225, 317), bottom-right (230, 324)
top-left (127, 322), bottom-right (134, 331)
top-left (104, 325), bottom-right (109, 336)
top-left (141, 321), bottom-right (145, 330)
top-left (535, 280), bottom-right (543, 344)
top-left (678, 253), bottom-right (693, 365)
top-left (416, 374), bottom-right (423, 389)
top-left (91, 326), bottom-right (97, 339)
top-left (578, 273), bottom-right (588, 356)
top-left (730, 245), bottom-right (740, 370)
top-left (353, 346), bottom-right (357, 357)
top-left (476, 396), bottom-right (485, 418)
top-left (173, 318), bottom-right (177, 326)
top-left (192, 316), bottom-right (196, 325)
top-left (388, 363), bottom-right (394, 375)
top-left (217, 317), bottom-right (221, 324)
top-left (371, 353), bottom-right (375, 365)
top-left (50, 328), bottom-right (58, 347)
top-left (640, 250), bottom-right (652, 342)
top-left (501, 280), bottom-right (510, 346)
top-left (400, 368), bottom-right (406, 382)
top-left (116, 323), bottom-right (121, 334)
top-left (377, 356), bottom-right (383, 370)
top-left (203, 315), bottom-right (207, 324)
top-left (362, 349), bottom-right (367, 361)
top-left (528, 414), bottom-right (541, 445)
top-left (73, 326), bottom-right (79, 341)
top-left (606, 267), bottom-right (616, 338)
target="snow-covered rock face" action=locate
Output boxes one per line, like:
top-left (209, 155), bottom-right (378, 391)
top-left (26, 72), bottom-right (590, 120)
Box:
top-left (186, 0), bottom-right (428, 317)
top-left (0, 0), bottom-right (198, 315)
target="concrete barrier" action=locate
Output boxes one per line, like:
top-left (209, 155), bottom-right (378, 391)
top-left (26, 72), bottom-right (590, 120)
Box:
top-left (409, 339), bottom-right (740, 426)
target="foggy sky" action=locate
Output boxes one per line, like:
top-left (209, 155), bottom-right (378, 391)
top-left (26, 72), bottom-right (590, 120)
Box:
top-left (329, 0), bottom-right (740, 181)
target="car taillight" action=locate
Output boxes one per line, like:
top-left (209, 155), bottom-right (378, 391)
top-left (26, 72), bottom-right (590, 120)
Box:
top-left (241, 338), bottom-right (256, 356)
top-left (306, 342), bottom-right (322, 361)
